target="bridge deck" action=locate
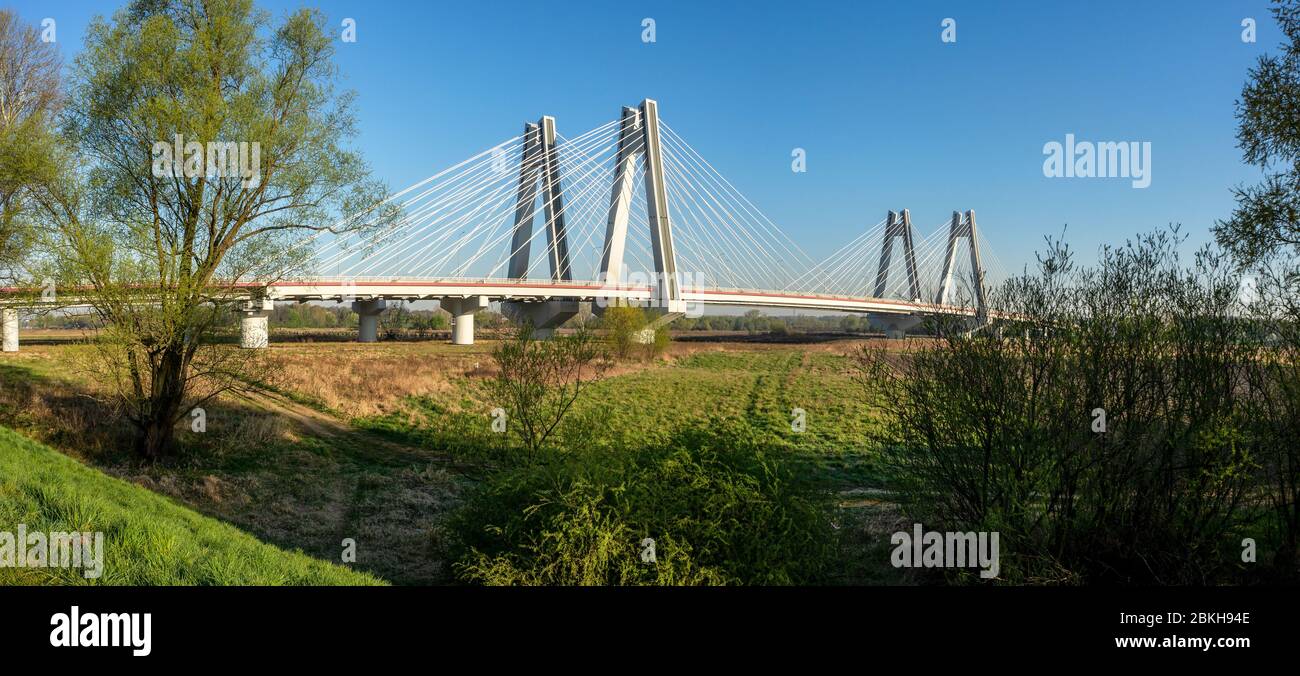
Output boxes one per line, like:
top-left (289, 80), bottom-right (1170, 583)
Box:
top-left (264, 278), bottom-right (983, 317)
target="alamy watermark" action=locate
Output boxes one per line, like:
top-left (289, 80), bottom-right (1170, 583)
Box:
top-left (891, 523), bottom-right (999, 579)
top-left (490, 407), bottom-right (507, 434)
top-left (0, 524), bottom-right (104, 579)
top-left (640, 537), bottom-right (656, 563)
top-left (791, 147), bottom-right (807, 173)
top-left (50, 606), bottom-right (151, 657)
top-left (1091, 406), bottom-right (1106, 433)
top-left (1043, 134), bottom-right (1151, 189)
top-left (594, 270), bottom-right (706, 318)
top-left (151, 134), bottom-right (262, 188)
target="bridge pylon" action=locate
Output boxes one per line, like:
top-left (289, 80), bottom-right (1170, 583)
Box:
top-left (507, 116), bottom-right (573, 281)
top-left (503, 115), bottom-right (580, 336)
top-left (935, 209), bottom-right (987, 317)
top-left (873, 209), bottom-right (921, 302)
top-left (596, 99), bottom-right (685, 327)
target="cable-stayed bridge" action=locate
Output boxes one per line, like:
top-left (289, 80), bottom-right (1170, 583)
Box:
top-left (240, 98), bottom-right (1010, 348)
top-left (0, 99), bottom-right (1012, 352)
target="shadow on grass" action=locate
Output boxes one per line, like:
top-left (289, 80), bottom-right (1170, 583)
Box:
top-left (0, 360), bottom-right (465, 585)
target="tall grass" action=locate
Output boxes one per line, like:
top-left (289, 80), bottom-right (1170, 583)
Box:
top-left (444, 423), bottom-right (840, 585)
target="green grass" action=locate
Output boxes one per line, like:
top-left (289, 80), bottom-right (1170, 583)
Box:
top-left (584, 351), bottom-right (880, 447)
top-left (0, 425), bottom-right (384, 585)
top-left (575, 351), bottom-right (886, 487)
top-left (0, 338), bottom-right (893, 585)
top-left (370, 348), bottom-right (888, 489)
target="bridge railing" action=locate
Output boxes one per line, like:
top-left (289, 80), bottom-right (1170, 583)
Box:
top-left (268, 275), bottom-right (989, 313)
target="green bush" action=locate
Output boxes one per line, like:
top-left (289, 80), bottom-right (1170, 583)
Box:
top-left (602, 305), bottom-right (648, 359)
top-left (600, 305), bottom-right (672, 359)
top-left (444, 424), bottom-right (840, 585)
top-left (490, 323), bottom-right (609, 460)
top-left (651, 324), bottom-right (671, 356)
top-left (858, 229), bottom-right (1296, 584)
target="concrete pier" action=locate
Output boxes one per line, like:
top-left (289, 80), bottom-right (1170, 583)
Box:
top-left (502, 300), bottom-right (580, 339)
top-left (1, 308), bottom-right (17, 353)
top-left (239, 299), bottom-right (273, 349)
top-left (352, 298), bottom-right (386, 342)
top-left (869, 313), bottom-right (923, 340)
top-left (441, 296), bottom-right (489, 345)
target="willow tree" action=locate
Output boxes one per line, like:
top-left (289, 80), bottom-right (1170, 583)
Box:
top-left (0, 10), bottom-right (61, 284)
top-left (1218, 0), bottom-right (1300, 265)
top-left (42, 0), bottom-right (397, 459)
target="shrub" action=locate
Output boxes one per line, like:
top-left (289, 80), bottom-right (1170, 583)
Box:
top-left (1242, 263), bottom-right (1300, 573)
top-left (602, 305), bottom-right (648, 359)
top-left (445, 424), bottom-right (840, 585)
top-left (489, 323), bottom-right (609, 461)
top-left (601, 305), bottom-right (672, 359)
top-left (651, 324), bottom-right (671, 357)
top-left (857, 228), bottom-right (1290, 584)
top-left (378, 301), bottom-right (411, 340)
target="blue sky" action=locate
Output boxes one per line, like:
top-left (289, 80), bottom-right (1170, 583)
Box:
top-left (12, 0), bottom-right (1278, 272)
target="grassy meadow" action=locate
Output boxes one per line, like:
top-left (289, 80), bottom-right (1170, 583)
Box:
top-left (0, 329), bottom-right (908, 585)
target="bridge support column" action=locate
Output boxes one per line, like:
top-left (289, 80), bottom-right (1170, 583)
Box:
top-left (869, 313), bottom-right (924, 340)
top-left (441, 296), bottom-right (489, 345)
top-left (503, 300), bottom-right (581, 339)
top-left (239, 299), bottom-right (273, 349)
top-left (2, 308), bottom-right (18, 353)
top-left (507, 116), bottom-right (574, 282)
top-left (353, 299), bottom-right (386, 343)
top-left (592, 100), bottom-right (686, 327)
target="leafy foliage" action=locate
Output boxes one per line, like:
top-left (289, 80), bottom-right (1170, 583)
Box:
top-left (601, 305), bottom-right (649, 359)
top-left (445, 424), bottom-right (840, 585)
top-left (600, 305), bottom-right (672, 359)
top-left (1217, 0), bottom-right (1300, 264)
top-left (859, 228), bottom-right (1298, 583)
top-left (490, 323), bottom-right (609, 460)
top-left (0, 10), bottom-right (61, 285)
top-left (43, 0), bottom-right (397, 459)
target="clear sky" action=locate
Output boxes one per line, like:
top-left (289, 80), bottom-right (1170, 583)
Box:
top-left (10, 0), bottom-right (1278, 272)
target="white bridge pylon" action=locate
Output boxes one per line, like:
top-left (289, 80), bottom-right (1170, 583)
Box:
top-left (244, 98), bottom-right (1012, 348)
top-left (599, 101), bottom-right (685, 316)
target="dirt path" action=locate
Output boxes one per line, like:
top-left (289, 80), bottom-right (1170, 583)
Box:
top-left (233, 389), bottom-right (342, 438)
top-left (231, 387), bottom-right (456, 467)
top-left (227, 386), bottom-right (468, 584)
